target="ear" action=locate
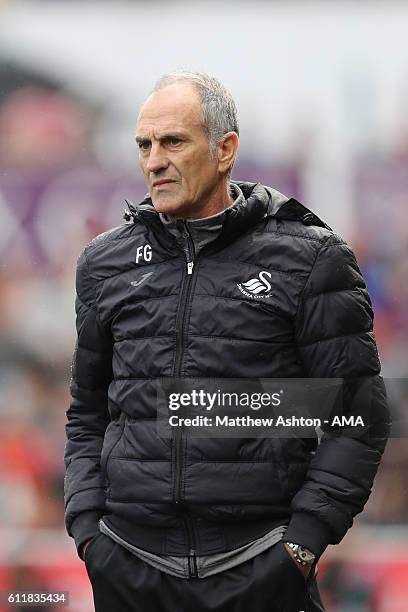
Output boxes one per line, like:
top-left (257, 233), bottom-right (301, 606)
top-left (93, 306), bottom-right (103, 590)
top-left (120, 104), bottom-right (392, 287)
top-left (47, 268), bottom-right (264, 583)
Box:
top-left (217, 132), bottom-right (239, 174)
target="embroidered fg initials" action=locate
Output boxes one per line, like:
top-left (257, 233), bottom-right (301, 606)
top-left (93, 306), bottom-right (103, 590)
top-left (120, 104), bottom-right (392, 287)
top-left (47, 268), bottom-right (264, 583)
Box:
top-left (135, 244), bottom-right (152, 263)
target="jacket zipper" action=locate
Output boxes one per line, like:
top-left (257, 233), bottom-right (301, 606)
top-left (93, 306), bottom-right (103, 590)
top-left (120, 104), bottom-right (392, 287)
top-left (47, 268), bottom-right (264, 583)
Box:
top-left (173, 221), bottom-right (195, 376)
top-left (173, 221), bottom-right (198, 577)
top-left (125, 211), bottom-right (200, 577)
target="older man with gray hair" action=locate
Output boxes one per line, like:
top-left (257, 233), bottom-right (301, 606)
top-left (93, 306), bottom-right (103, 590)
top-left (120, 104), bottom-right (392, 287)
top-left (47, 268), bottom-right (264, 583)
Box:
top-left (64, 71), bottom-right (390, 611)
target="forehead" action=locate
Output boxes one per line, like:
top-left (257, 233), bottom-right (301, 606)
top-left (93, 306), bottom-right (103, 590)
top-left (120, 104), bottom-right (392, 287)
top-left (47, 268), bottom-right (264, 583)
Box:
top-left (137, 83), bottom-right (203, 135)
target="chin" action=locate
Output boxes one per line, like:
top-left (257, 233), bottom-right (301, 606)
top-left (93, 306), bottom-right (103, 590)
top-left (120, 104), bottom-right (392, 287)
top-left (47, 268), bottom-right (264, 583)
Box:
top-left (152, 197), bottom-right (188, 217)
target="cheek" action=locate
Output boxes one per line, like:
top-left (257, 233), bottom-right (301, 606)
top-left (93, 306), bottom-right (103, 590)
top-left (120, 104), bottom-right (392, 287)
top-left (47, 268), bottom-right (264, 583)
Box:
top-left (187, 153), bottom-right (213, 180)
top-left (139, 158), bottom-right (148, 176)
top-left (176, 147), bottom-right (215, 193)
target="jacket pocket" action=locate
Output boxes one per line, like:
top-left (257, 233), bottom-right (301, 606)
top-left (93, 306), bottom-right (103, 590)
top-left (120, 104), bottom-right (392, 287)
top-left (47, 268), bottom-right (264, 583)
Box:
top-left (100, 413), bottom-right (125, 476)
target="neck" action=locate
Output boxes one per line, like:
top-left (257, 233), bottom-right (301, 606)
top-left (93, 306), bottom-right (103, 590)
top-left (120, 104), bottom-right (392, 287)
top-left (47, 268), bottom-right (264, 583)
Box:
top-left (164, 180), bottom-right (234, 221)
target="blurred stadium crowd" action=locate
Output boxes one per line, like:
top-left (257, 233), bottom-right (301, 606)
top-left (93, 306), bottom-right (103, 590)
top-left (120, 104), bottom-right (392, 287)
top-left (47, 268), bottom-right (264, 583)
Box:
top-left (1, 10), bottom-right (408, 612)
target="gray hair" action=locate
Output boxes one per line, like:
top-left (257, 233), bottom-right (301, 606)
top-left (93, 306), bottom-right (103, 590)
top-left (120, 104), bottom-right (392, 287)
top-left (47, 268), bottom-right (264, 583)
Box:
top-left (152, 71), bottom-right (239, 171)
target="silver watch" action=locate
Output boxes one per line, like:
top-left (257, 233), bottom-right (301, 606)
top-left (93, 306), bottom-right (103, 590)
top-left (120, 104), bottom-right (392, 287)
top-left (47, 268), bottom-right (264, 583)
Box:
top-left (285, 542), bottom-right (316, 566)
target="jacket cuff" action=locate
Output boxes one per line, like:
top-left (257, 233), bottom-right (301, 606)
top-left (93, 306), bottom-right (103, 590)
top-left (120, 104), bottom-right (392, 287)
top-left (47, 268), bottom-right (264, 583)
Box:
top-left (70, 511), bottom-right (103, 560)
top-left (283, 512), bottom-right (332, 560)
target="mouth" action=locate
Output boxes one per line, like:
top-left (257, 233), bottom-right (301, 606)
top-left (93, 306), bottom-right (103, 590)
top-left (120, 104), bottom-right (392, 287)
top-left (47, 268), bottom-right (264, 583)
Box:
top-left (153, 179), bottom-right (177, 188)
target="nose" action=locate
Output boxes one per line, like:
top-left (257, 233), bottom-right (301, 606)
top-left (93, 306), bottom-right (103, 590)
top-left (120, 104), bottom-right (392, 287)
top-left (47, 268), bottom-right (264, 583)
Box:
top-left (145, 142), bottom-right (169, 174)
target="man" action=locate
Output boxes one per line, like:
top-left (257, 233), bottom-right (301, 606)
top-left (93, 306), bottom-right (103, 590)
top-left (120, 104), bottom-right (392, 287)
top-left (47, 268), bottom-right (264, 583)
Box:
top-left (64, 72), bottom-right (390, 612)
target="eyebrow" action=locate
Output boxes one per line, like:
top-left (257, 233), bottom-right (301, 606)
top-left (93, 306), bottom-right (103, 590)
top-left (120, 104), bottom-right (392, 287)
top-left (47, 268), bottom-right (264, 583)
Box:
top-left (135, 132), bottom-right (187, 144)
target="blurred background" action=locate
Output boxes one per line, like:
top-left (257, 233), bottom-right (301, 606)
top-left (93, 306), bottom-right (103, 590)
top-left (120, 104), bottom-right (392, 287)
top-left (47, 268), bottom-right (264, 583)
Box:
top-left (0, 1), bottom-right (407, 610)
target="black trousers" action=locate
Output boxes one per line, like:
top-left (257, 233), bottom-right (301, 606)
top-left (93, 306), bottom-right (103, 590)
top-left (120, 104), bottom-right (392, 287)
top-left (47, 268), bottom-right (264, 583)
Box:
top-left (85, 532), bottom-right (325, 612)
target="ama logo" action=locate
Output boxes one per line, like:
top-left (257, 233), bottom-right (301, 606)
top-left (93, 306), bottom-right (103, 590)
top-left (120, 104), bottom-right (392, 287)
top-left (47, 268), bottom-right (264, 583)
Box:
top-left (237, 271), bottom-right (273, 299)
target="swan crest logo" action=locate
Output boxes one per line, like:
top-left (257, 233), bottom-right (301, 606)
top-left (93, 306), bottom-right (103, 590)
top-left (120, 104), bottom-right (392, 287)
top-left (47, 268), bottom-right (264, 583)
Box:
top-left (237, 271), bottom-right (273, 299)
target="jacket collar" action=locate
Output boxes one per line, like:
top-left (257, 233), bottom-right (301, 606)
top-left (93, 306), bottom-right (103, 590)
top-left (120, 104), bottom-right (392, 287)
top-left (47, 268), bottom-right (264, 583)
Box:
top-left (123, 180), bottom-right (331, 251)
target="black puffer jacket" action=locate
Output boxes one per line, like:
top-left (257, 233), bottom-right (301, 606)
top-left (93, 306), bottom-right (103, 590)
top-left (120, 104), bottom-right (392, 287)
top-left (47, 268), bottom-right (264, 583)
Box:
top-left (64, 181), bottom-right (390, 562)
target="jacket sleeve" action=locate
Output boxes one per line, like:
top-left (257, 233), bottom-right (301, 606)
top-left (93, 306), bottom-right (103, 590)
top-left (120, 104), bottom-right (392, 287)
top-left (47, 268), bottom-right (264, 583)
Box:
top-left (64, 248), bottom-right (113, 559)
top-left (284, 233), bottom-right (391, 559)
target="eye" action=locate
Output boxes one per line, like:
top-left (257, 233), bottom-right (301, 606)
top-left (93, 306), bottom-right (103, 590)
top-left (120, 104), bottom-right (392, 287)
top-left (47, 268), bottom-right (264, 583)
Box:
top-left (167, 137), bottom-right (182, 146)
top-left (138, 141), bottom-right (151, 151)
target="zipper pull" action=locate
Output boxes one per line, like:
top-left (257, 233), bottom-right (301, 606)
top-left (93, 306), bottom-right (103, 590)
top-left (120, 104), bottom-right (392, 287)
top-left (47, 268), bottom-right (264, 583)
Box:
top-left (123, 199), bottom-right (138, 222)
top-left (189, 549), bottom-right (198, 578)
top-left (187, 261), bottom-right (194, 275)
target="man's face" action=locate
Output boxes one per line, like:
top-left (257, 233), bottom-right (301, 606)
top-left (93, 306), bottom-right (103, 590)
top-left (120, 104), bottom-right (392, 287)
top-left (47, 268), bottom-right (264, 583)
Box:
top-left (136, 83), bottom-right (220, 219)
